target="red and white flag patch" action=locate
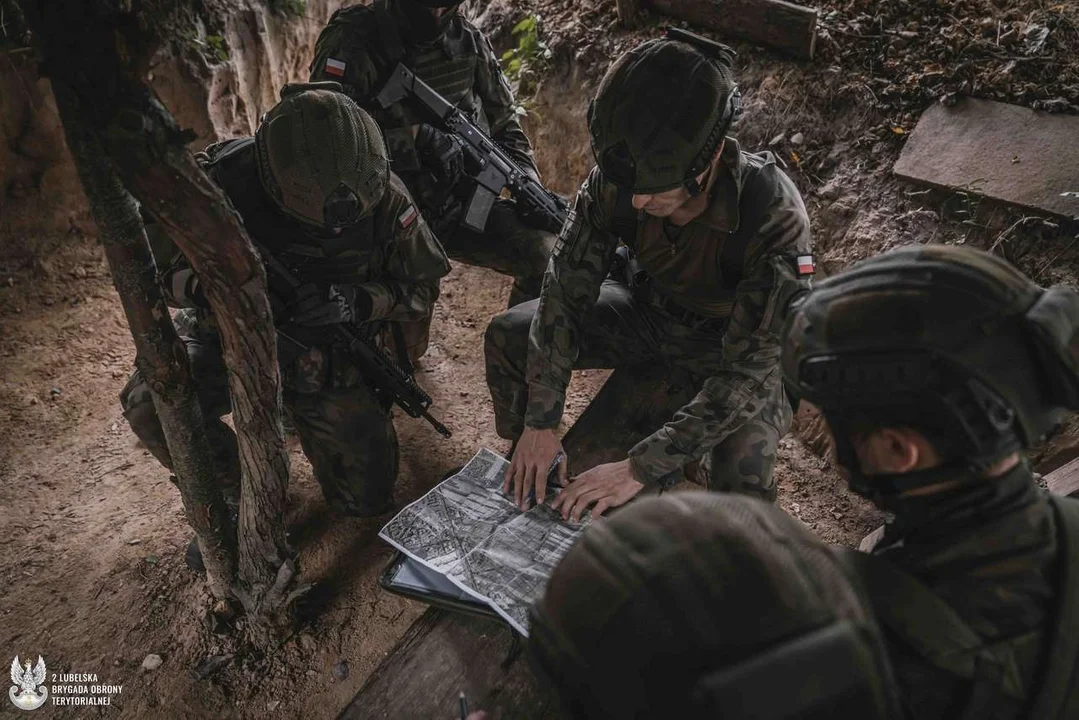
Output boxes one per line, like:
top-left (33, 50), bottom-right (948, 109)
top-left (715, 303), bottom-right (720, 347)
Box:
top-left (397, 205), bottom-right (418, 229)
top-left (796, 254), bottom-right (816, 276)
top-left (324, 58), bottom-right (347, 77)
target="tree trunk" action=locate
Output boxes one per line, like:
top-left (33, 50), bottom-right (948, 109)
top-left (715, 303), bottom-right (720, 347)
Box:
top-left (50, 83), bottom-right (238, 600)
top-left (22, 0), bottom-right (299, 646)
top-left (647, 0), bottom-right (818, 60)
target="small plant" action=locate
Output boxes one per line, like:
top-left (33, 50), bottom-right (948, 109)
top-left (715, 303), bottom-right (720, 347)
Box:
top-left (206, 34), bottom-right (228, 62)
top-left (500, 14), bottom-right (552, 111)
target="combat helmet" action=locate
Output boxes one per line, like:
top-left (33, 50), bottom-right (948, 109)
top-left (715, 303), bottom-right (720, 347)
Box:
top-left (529, 492), bottom-right (901, 719)
top-left (781, 244), bottom-right (1079, 500)
top-left (588, 28), bottom-right (743, 195)
top-left (254, 83), bottom-right (389, 228)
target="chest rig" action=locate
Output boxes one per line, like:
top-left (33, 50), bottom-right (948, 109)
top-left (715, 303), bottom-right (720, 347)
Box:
top-left (608, 155), bottom-right (780, 323)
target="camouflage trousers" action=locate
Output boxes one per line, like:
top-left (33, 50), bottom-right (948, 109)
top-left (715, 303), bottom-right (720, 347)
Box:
top-left (441, 198), bottom-right (557, 308)
top-left (484, 281), bottom-right (791, 501)
top-left (119, 310), bottom-right (399, 516)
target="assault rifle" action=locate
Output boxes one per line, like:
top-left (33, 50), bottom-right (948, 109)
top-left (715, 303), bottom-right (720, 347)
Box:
top-left (375, 62), bottom-right (569, 235)
top-left (258, 248), bottom-right (451, 438)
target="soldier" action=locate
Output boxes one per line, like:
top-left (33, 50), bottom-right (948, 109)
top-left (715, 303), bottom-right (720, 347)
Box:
top-left (309, 0), bottom-right (556, 308)
top-left (528, 492), bottom-right (902, 718)
top-left (781, 244), bottom-right (1079, 718)
top-left (485, 31), bottom-right (813, 515)
top-left (120, 87), bottom-right (450, 567)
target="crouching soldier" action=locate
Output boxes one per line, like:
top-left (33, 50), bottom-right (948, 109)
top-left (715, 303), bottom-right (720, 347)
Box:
top-left (310, 0), bottom-right (557, 308)
top-left (485, 30), bottom-right (813, 516)
top-left (782, 244), bottom-right (1079, 719)
top-left (120, 86), bottom-right (450, 568)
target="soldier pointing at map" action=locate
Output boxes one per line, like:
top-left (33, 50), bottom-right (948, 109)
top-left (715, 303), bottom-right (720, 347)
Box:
top-left (484, 30), bottom-right (814, 517)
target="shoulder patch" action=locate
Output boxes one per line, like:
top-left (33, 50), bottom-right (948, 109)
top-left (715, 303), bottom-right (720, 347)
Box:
top-left (796, 254), bottom-right (816, 276)
top-left (397, 205), bottom-right (418, 229)
top-left (324, 58), bottom-right (347, 77)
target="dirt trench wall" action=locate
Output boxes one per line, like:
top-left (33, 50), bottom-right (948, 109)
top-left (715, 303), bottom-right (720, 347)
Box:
top-left (0, 0), bottom-right (347, 258)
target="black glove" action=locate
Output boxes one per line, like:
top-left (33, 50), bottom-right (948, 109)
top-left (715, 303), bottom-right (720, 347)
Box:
top-left (416, 123), bottom-right (465, 187)
top-left (289, 283), bottom-right (373, 326)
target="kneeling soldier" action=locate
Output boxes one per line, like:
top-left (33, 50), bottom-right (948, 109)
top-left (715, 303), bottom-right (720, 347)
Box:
top-left (120, 87), bottom-right (449, 567)
top-left (486, 31), bottom-right (813, 516)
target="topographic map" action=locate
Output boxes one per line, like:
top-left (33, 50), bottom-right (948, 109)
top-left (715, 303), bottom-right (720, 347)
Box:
top-left (380, 448), bottom-right (587, 636)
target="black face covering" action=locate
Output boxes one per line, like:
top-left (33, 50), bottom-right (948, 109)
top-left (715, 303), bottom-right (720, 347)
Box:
top-left (390, 0), bottom-right (458, 44)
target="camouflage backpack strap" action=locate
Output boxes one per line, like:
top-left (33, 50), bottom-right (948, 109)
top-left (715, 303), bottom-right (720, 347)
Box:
top-left (719, 154), bottom-right (780, 289)
top-left (837, 548), bottom-right (1023, 719)
top-left (1024, 495), bottom-right (1079, 720)
top-left (193, 137), bottom-right (254, 172)
top-left (370, 0), bottom-right (406, 68)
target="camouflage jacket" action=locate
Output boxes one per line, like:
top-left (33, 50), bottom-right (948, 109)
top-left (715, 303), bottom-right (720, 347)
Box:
top-left (525, 139), bottom-right (812, 484)
top-left (869, 463), bottom-right (1059, 719)
top-left (150, 138), bottom-right (449, 328)
top-left (309, 1), bottom-right (539, 212)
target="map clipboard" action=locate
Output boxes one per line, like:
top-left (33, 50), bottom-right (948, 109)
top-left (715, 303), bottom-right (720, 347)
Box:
top-left (378, 551), bottom-right (502, 620)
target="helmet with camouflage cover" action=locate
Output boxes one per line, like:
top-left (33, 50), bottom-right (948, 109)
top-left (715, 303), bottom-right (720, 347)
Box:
top-left (254, 83), bottom-right (389, 228)
top-left (781, 244), bottom-right (1079, 499)
top-left (588, 28), bottom-right (743, 195)
top-left (528, 493), bottom-right (900, 719)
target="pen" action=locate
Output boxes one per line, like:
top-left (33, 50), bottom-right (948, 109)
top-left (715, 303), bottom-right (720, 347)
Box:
top-left (459, 691), bottom-right (469, 719)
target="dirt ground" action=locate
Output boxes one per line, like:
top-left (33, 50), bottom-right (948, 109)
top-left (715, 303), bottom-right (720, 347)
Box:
top-left (2, 0), bottom-right (1078, 718)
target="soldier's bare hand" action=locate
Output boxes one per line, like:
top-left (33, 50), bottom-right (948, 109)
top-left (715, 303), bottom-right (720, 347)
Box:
top-left (552, 459), bottom-right (644, 523)
top-left (507, 427), bottom-right (567, 510)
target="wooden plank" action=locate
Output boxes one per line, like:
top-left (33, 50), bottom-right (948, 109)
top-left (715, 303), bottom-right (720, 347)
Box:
top-left (894, 97), bottom-right (1079, 220)
top-left (338, 608), bottom-right (563, 720)
top-left (1046, 456), bottom-right (1079, 498)
top-left (646, 0), bottom-right (818, 60)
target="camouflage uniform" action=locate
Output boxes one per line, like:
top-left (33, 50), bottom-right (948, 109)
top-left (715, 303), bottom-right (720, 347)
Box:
top-left (120, 137), bottom-right (450, 516)
top-left (485, 138), bottom-right (812, 499)
top-left (864, 462), bottom-right (1059, 719)
top-left (310, 0), bottom-right (556, 307)
top-left (782, 244), bottom-right (1079, 719)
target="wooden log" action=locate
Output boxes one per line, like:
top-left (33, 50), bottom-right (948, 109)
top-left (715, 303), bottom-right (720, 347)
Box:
top-left (647, 0), bottom-right (818, 60)
top-left (1045, 456), bottom-right (1079, 498)
top-left (338, 608), bottom-right (564, 720)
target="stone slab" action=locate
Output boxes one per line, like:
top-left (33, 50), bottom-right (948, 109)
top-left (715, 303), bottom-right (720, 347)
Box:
top-left (894, 97), bottom-right (1079, 220)
top-left (1046, 456), bottom-right (1079, 498)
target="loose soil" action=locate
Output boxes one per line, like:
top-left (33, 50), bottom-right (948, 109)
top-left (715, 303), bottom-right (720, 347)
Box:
top-left (2, 0), bottom-right (1077, 717)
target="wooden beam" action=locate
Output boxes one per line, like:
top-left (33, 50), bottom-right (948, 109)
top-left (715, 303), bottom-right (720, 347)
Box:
top-left (1045, 457), bottom-right (1079, 498)
top-left (646, 0), bottom-right (818, 60)
top-left (338, 608), bottom-right (564, 719)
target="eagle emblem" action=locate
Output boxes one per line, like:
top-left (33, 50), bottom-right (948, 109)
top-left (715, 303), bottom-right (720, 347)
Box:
top-left (9, 656), bottom-right (47, 711)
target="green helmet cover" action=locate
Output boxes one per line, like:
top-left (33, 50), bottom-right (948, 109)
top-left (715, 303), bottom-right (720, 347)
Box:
top-left (528, 493), bottom-right (899, 719)
top-left (254, 86), bottom-right (389, 228)
top-left (781, 244), bottom-right (1079, 467)
top-left (588, 32), bottom-right (741, 194)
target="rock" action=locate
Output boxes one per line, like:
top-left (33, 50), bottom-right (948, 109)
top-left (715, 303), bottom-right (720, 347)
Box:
top-left (817, 179), bottom-right (842, 201)
top-left (28, 396), bottom-right (38, 406)
top-left (768, 132), bottom-right (785, 146)
top-left (298, 633), bottom-right (316, 653)
top-left (72, 266), bottom-right (88, 279)
top-left (50, 387), bottom-right (61, 396)
top-left (141, 654), bottom-right (163, 671)
top-left (332, 659), bottom-right (349, 681)
top-left (790, 132), bottom-right (805, 145)
top-left (267, 700), bottom-right (281, 712)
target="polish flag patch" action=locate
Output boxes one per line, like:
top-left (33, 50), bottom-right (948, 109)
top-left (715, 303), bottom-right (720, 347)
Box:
top-left (397, 205), bottom-right (418, 229)
top-left (324, 58), bottom-right (347, 77)
top-left (796, 254), bottom-right (816, 276)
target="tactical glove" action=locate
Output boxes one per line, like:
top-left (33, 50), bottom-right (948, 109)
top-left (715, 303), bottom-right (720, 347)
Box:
top-left (289, 282), bottom-right (373, 326)
top-left (416, 123), bottom-right (465, 187)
